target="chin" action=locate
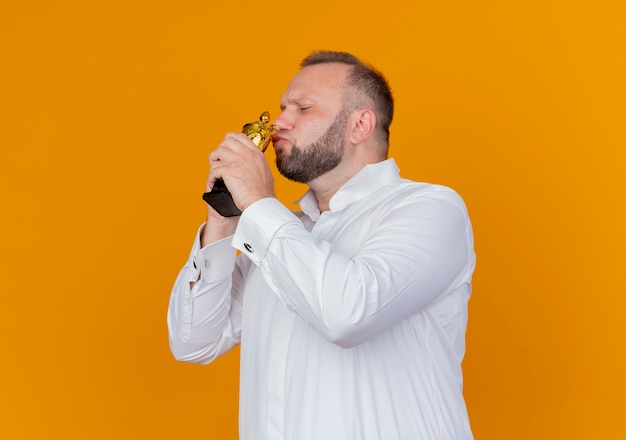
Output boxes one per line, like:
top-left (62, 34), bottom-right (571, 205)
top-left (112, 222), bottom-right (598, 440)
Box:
top-left (274, 146), bottom-right (289, 158)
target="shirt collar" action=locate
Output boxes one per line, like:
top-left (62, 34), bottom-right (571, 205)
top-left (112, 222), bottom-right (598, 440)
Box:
top-left (297, 158), bottom-right (401, 220)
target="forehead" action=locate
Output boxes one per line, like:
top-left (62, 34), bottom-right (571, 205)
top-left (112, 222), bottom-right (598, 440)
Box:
top-left (281, 63), bottom-right (352, 108)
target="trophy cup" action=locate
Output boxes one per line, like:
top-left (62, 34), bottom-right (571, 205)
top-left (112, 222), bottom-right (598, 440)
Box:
top-left (202, 111), bottom-right (275, 217)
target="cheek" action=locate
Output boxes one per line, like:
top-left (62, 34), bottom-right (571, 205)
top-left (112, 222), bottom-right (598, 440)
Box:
top-left (294, 115), bottom-right (332, 144)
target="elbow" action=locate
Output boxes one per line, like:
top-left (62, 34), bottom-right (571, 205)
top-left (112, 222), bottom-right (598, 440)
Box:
top-left (167, 310), bottom-right (223, 365)
top-left (170, 349), bottom-right (207, 365)
top-left (321, 318), bottom-right (372, 349)
top-left (317, 292), bottom-right (376, 348)
top-left (326, 332), bottom-right (362, 349)
top-left (168, 336), bottom-right (216, 365)
top-left (170, 346), bottom-right (205, 365)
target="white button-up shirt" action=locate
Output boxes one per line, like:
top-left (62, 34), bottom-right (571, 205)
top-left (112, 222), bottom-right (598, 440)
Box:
top-left (168, 158), bottom-right (476, 440)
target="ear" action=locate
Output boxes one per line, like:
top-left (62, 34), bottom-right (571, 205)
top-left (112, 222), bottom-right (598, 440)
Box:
top-left (348, 109), bottom-right (376, 144)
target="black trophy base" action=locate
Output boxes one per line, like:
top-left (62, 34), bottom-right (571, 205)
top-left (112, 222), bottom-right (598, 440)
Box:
top-left (202, 179), bottom-right (242, 217)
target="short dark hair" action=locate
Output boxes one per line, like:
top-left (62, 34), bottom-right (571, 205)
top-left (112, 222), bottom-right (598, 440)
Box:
top-left (301, 51), bottom-right (394, 144)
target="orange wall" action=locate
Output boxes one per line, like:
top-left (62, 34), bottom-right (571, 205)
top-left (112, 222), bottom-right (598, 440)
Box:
top-left (1, 1), bottom-right (624, 438)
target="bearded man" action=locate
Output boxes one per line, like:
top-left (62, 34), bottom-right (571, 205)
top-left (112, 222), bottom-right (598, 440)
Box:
top-left (168, 50), bottom-right (476, 440)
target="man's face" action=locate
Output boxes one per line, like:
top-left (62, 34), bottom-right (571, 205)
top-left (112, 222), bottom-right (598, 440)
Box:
top-left (272, 63), bottom-right (352, 184)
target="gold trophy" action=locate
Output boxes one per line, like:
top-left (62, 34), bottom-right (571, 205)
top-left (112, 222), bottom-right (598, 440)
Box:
top-left (202, 111), bottom-right (275, 216)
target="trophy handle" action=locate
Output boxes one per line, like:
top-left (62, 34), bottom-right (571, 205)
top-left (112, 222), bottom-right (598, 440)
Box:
top-left (202, 112), bottom-right (275, 217)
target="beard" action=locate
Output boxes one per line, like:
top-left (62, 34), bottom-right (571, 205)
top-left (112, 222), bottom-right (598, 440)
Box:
top-left (276, 110), bottom-right (348, 183)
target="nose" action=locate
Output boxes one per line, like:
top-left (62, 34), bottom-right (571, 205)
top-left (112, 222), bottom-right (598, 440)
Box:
top-left (273, 110), bottom-right (293, 132)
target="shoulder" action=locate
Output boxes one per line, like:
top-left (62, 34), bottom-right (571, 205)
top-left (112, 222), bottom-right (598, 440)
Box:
top-left (394, 180), bottom-right (469, 211)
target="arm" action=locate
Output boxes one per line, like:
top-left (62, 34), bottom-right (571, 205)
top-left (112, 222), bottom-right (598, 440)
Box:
top-left (168, 124), bottom-right (277, 363)
top-left (168, 132), bottom-right (251, 363)
top-left (167, 225), bottom-right (247, 363)
top-left (232, 190), bottom-right (475, 348)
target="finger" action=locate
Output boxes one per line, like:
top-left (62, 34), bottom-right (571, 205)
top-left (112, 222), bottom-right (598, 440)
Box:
top-left (223, 132), bottom-right (260, 152)
top-left (206, 166), bottom-right (225, 191)
top-left (208, 149), bottom-right (226, 165)
top-left (208, 133), bottom-right (247, 163)
top-left (209, 144), bottom-right (238, 168)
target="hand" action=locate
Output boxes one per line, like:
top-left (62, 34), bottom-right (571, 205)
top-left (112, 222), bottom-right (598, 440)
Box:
top-left (207, 132), bottom-right (275, 212)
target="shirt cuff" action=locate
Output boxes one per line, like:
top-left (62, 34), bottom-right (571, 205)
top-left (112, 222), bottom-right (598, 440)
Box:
top-left (232, 198), bottom-right (300, 264)
top-left (189, 224), bottom-right (237, 284)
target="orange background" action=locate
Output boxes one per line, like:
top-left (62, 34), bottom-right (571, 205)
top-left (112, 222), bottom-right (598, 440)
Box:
top-left (1, 1), bottom-right (624, 438)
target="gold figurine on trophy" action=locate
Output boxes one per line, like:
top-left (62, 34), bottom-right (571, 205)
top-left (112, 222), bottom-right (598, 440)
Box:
top-left (202, 112), bottom-right (276, 217)
top-left (242, 111), bottom-right (275, 152)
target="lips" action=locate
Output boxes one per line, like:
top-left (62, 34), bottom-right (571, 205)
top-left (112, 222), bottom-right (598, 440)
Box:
top-left (271, 134), bottom-right (290, 148)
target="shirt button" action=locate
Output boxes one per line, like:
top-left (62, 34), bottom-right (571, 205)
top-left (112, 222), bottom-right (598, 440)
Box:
top-left (244, 243), bottom-right (254, 253)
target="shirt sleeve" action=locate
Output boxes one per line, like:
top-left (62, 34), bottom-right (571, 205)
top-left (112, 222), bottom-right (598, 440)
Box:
top-left (232, 193), bottom-right (474, 348)
top-left (167, 224), bottom-right (244, 363)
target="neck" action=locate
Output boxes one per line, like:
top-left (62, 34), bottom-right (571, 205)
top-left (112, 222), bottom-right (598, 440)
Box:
top-left (308, 172), bottom-right (346, 212)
